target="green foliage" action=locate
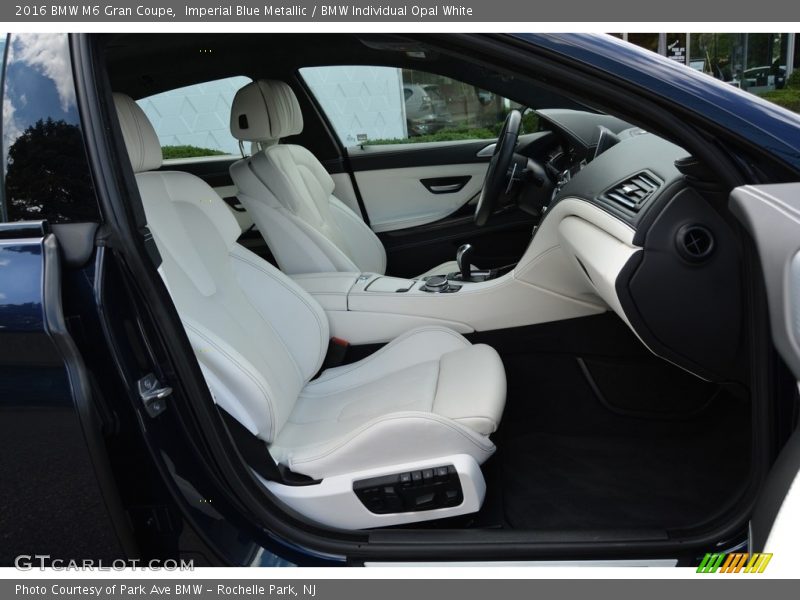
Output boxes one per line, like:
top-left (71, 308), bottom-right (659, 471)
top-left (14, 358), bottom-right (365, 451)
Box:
top-left (758, 88), bottom-right (800, 113)
top-left (521, 110), bottom-right (539, 134)
top-left (161, 145), bottom-right (227, 159)
top-left (365, 112), bottom-right (538, 146)
top-left (367, 127), bottom-right (497, 145)
top-left (5, 118), bottom-right (97, 223)
top-left (785, 69), bottom-right (800, 90)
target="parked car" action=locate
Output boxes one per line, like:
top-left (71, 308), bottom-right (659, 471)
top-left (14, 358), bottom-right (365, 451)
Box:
top-left (2, 32), bottom-right (800, 569)
top-left (403, 82), bottom-right (453, 135)
top-left (742, 65), bottom-right (787, 92)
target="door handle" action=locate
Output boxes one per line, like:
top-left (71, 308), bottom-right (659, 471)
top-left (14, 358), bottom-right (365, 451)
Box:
top-left (421, 176), bottom-right (471, 195)
top-left (477, 143), bottom-right (496, 157)
top-left (429, 183), bottom-right (463, 193)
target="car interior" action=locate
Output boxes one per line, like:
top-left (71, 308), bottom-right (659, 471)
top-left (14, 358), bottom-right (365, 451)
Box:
top-left (95, 33), bottom-right (771, 547)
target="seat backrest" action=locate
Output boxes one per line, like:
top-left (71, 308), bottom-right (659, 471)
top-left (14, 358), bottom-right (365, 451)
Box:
top-left (113, 93), bottom-right (329, 444)
top-left (229, 80), bottom-right (386, 275)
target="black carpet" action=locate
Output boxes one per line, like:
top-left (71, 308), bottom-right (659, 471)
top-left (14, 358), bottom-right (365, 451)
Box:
top-left (490, 352), bottom-right (751, 531)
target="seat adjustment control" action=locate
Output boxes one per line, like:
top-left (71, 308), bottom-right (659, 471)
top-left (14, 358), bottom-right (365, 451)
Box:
top-left (353, 464), bottom-right (462, 514)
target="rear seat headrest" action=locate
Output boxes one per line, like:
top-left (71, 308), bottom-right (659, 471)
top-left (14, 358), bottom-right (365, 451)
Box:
top-left (230, 80), bottom-right (304, 143)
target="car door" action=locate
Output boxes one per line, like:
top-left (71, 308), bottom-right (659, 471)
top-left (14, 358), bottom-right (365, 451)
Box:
top-left (301, 65), bottom-right (537, 277)
top-left (730, 184), bottom-right (800, 563)
top-left (0, 32), bottom-right (131, 563)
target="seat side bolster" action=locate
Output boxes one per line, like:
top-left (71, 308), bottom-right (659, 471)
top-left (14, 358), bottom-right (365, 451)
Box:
top-left (230, 244), bottom-right (330, 382)
top-left (181, 317), bottom-right (281, 443)
top-left (239, 191), bottom-right (359, 274)
top-left (282, 411), bottom-right (496, 479)
top-left (328, 196), bottom-right (387, 275)
top-left (268, 204), bottom-right (362, 273)
top-left (231, 157), bottom-right (361, 274)
top-left (433, 344), bottom-right (507, 436)
top-left (309, 325), bottom-right (471, 392)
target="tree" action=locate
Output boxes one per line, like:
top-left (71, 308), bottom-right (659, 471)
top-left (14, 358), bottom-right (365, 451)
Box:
top-left (5, 118), bottom-right (98, 223)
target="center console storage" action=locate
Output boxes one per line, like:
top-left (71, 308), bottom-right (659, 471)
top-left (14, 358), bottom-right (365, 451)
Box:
top-left (364, 276), bottom-right (416, 293)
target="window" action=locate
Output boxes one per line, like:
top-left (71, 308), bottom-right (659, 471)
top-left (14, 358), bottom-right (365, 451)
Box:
top-left (300, 66), bottom-right (521, 147)
top-left (136, 75), bottom-right (251, 160)
top-left (2, 33), bottom-right (100, 224)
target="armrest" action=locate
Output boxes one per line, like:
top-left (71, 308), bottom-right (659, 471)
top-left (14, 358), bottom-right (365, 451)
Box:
top-left (291, 272), bottom-right (365, 311)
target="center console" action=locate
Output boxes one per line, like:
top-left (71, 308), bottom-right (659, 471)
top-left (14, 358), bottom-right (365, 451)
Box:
top-left (291, 211), bottom-right (623, 345)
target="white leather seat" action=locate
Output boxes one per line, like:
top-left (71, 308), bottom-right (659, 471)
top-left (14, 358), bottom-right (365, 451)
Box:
top-left (114, 94), bottom-right (506, 487)
top-left (228, 79), bottom-right (462, 279)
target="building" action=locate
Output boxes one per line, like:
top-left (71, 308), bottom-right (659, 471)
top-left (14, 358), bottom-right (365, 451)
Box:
top-left (614, 33), bottom-right (797, 92)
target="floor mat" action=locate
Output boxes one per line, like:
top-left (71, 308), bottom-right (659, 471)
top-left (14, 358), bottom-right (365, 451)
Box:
top-left (492, 353), bottom-right (751, 531)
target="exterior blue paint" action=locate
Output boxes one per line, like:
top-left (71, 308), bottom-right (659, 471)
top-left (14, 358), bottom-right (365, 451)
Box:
top-left (0, 240), bottom-right (44, 331)
top-left (0, 236), bottom-right (73, 408)
top-left (515, 33), bottom-right (800, 172)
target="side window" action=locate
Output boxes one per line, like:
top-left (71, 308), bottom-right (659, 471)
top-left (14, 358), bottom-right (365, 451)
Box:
top-left (301, 66), bottom-right (523, 147)
top-left (2, 33), bottom-right (100, 224)
top-left (136, 75), bottom-right (251, 161)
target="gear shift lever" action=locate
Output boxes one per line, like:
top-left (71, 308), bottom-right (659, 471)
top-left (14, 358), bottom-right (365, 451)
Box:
top-left (456, 244), bottom-right (473, 281)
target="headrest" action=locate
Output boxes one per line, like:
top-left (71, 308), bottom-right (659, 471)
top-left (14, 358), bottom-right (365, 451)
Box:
top-left (113, 93), bottom-right (162, 173)
top-left (230, 80), bottom-right (304, 143)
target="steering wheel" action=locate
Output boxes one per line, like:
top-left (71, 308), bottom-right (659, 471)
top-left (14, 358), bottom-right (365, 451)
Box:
top-left (474, 109), bottom-right (522, 226)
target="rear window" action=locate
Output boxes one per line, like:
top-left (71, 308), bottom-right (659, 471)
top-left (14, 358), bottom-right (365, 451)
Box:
top-left (136, 75), bottom-right (251, 161)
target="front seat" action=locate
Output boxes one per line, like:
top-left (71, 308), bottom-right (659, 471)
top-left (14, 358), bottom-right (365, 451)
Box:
top-left (113, 93), bottom-right (506, 529)
top-left (228, 79), bottom-right (465, 278)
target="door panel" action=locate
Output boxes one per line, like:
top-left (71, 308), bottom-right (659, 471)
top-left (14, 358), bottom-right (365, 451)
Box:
top-left (354, 162), bottom-right (488, 232)
top-left (0, 222), bottom-right (125, 562)
top-left (348, 139), bottom-right (535, 276)
top-left (347, 138), bottom-right (496, 233)
top-left (346, 138), bottom-right (495, 171)
top-left (729, 183), bottom-right (800, 559)
top-left (730, 184), bottom-right (800, 379)
top-left (379, 204), bottom-right (536, 278)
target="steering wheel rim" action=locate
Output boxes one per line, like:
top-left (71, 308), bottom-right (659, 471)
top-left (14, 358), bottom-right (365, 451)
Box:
top-left (474, 109), bottom-right (522, 226)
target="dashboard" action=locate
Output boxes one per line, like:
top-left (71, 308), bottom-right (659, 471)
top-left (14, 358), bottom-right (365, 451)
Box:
top-left (517, 109), bottom-right (745, 382)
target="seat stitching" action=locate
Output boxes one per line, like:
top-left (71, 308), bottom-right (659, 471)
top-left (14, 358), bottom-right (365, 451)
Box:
top-left (226, 266), bottom-right (306, 384)
top-left (329, 200), bottom-right (386, 272)
top-left (230, 251), bottom-right (327, 376)
top-left (308, 326), bottom-right (469, 386)
top-left (273, 204), bottom-right (361, 272)
top-left (452, 416), bottom-right (499, 430)
top-left (289, 412), bottom-right (494, 466)
top-left (299, 360), bottom-right (439, 399)
top-left (185, 322), bottom-right (277, 442)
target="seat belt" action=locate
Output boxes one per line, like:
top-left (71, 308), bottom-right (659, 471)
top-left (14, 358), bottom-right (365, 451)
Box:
top-left (218, 407), bottom-right (283, 482)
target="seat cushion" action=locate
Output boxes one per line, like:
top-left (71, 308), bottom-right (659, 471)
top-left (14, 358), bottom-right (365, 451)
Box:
top-left (271, 327), bottom-right (506, 479)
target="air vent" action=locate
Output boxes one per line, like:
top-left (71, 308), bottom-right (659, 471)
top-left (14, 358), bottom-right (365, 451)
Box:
top-left (603, 172), bottom-right (661, 213)
top-left (676, 224), bottom-right (715, 263)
